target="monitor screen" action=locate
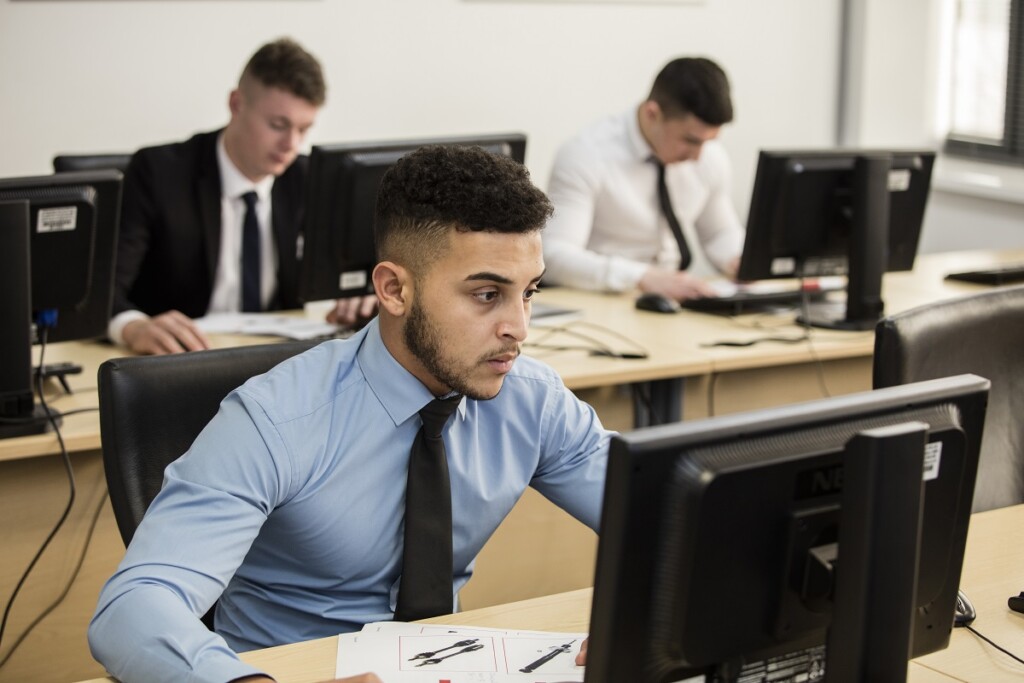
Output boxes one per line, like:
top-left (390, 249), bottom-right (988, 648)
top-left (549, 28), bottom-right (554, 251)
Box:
top-left (737, 149), bottom-right (935, 330)
top-left (585, 374), bottom-right (988, 683)
top-left (0, 170), bottom-right (122, 438)
top-left (299, 133), bottom-right (527, 303)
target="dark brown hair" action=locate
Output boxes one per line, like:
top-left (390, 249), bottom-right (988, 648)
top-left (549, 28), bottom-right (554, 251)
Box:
top-left (240, 37), bottom-right (326, 106)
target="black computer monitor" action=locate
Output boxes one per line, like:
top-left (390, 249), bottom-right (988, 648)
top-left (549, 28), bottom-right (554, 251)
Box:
top-left (299, 133), bottom-right (527, 303)
top-left (585, 373), bottom-right (988, 683)
top-left (0, 170), bottom-right (122, 438)
top-left (737, 149), bottom-right (935, 330)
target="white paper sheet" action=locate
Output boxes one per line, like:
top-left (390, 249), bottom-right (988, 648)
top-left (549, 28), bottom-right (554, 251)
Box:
top-left (336, 622), bottom-right (586, 682)
top-left (194, 312), bottom-right (344, 340)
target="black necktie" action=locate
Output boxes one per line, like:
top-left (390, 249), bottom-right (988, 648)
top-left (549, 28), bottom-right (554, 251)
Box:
top-left (240, 191), bottom-right (261, 312)
top-left (394, 394), bottom-right (463, 621)
top-left (652, 160), bottom-right (693, 271)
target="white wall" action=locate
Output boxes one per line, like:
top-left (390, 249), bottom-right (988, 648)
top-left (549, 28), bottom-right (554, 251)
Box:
top-left (6, 0), bottom-right (1012, 253)
top-left (0, 0), bottom-right (841, 218)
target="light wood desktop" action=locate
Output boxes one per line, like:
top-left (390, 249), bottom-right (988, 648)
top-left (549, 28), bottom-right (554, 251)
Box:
top-left (3, 248), bottom-right (1022, 465)
top-left (72, 504), bottom-right (1024, 683)
top-left (3, 249), bottom-right (1021, 681)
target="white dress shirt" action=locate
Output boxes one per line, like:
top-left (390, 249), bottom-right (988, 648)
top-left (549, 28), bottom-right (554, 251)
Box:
top-left (107, 134), bottom-right (279, 345)
top-left (210, 135), bottom-right (278, 314)
top-left (543, 107), bottom-right (745, 292)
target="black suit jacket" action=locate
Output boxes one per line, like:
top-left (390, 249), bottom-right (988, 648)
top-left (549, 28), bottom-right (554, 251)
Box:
top-left (113, 129), bottom-right (307, 318)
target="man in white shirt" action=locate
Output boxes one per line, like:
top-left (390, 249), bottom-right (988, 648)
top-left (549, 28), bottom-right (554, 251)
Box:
top-left (111, 38), bottom-right (376, 355)
top-left (544, 57), bottom-right (745, 302)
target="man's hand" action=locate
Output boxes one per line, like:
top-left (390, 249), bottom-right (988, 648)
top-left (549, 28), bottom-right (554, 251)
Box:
top-left (724, 255), bottom-right (741, 280)
top-left (575, 637), bottom-right (588, 666)
top-left (122, 311), bottom-right (212, 355)
top-left (638, 267), bottom-right (717, 302)
top-left (326, 295), bottom-right (378, 327)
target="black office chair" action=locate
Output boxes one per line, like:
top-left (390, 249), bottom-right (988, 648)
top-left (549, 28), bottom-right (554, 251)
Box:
top-left (873, 284), bottom-right (1024, 512)
top-left (97, 340), bottom-right (320, 547)
top-left (53, 153), bottom-right (132, 174)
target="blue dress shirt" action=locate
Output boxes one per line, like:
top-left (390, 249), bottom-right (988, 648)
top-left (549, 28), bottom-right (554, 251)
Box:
top-left (89, 318), bottom-right (611, 683)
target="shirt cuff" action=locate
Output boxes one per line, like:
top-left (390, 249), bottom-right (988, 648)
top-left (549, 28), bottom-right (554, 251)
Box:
top-left (604, 257), bottom-right (650, 292)
top-left (108, 309), bottom-right (150, 347)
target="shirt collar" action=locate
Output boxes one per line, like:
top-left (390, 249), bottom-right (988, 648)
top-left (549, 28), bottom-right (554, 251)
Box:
top-left (216, 132), bottom-right (274, 202)
top-left (624, 106), bottom-right (657, 164)
top-left (355, 318), bottom-right (466, 428)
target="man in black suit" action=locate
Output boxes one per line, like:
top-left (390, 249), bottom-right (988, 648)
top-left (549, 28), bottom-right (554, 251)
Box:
top-left (111, 38), bottom-right (375, 354)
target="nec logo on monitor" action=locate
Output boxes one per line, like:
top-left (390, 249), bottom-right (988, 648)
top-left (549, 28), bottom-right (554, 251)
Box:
top-left (795, 463), bottom-right (844, 499)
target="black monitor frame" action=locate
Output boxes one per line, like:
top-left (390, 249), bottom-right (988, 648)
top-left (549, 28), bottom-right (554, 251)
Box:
top-left (585, 374), bottom-right (988, 683)
top-left (299, 133), bottom-right (527, 303)
top-left (0, 170), bottom-right (122, 439)
top-left (737, 149), bottom-right (935, 331)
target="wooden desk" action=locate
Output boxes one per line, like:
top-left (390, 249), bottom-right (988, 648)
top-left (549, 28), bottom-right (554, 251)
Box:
top-left (5, 248), bottom-right (1022, 464)
top-left (74, 505), bottom-right (1024, 683)
top-left (10, 248), bottom-right (1024, 681)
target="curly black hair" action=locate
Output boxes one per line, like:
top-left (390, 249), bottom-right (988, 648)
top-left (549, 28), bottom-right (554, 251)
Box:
top-left (240, 37), bottom-right (326, 106)
top-left (375, 144), bottom-right (553, 268)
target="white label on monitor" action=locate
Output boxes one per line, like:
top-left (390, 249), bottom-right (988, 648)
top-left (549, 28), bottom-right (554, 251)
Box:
top-left (339, 271), bottom-right (367, 290)
top-left (770, 256), bottom-right (796, 275)
top-left (36, 206), bottom-right (77, 233)
top-left (888, 169), bottom-right (911, 192)
top-left (923, 441), bottom-right (942, 481)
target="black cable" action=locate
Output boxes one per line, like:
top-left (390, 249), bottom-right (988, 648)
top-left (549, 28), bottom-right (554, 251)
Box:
top-left (797, 282), bottom-right (831, 399)
top-left (0, 329), bottom-right (78, 660)
top-left (631, 383), bottom-right (656, 425)
top-left (964, 624), bottom-right (1024, 666)
top-left (0, 489), bottom-right (107, 670)
top-left (700, 334), bottom-right (809, 348)
top-left (526, 321), bottom-right (649, 360)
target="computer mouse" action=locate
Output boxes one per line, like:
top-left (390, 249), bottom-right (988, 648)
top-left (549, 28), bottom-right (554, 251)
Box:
top-left (635, 292), bottom-right (680, 314)
top-left (954, 589), bottom-right (976, 626)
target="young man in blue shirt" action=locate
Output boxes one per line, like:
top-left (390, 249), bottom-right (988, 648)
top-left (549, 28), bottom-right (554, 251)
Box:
top-left (89, 144), bottom-right (610, 682)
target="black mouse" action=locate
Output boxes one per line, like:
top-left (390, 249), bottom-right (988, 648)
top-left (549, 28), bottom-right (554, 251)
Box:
top-left (954, 589), bottom-right (976, 626)
top-left (635, 292), bottom-right (680, 314)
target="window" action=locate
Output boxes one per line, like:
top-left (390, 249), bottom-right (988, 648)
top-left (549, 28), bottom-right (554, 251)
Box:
top-left (944, 0), bottom-right (1023, 164)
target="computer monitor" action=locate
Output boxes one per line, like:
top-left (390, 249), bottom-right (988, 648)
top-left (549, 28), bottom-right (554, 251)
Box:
top-left (0, 170), bottom-right (122, 438)
top-left (737, 149), bottom-right (935, 331)
top-left (585, 373), bottom-right (988, 683)
top-left (299, 133), bottom-right (527, 303)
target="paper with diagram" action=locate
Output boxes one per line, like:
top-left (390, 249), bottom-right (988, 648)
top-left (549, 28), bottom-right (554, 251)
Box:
top-left (336, 621), bottom-right (586, 682)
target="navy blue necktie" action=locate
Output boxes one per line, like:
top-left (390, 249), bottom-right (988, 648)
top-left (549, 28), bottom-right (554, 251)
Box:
top-left (394, 395), bottom-right (462, 621)
top-left (652, 159), bottom-right (693, 271)
top-left (240, 191), bottom-right (261, 312)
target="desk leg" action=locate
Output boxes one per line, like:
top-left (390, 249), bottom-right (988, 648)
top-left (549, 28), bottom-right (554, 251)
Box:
top-left (631, 378), bottom-right (683, 427)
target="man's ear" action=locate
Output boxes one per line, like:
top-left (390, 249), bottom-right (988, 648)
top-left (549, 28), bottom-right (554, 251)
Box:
top-left (228, 88), bottom-right (242, 117)
top-left (640, 99), bottom-right (662, 124)
top-left (373, 261), bottom-right (411, 316)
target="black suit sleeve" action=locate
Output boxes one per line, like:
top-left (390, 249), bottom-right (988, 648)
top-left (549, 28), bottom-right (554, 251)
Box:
top-left (112, 151), bottom-right (159, 316)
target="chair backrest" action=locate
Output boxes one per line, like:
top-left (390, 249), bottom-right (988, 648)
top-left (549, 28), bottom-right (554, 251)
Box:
top-left (53, 153), bottom-right (132, 174)
top-left (98, 340), bottom-right (320, 546)
top-left (874, 284), bottom-right (1024, 512)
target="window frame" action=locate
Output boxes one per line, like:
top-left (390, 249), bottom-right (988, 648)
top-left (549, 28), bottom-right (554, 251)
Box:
top-left (944, 0), bottom-right (1024, 165)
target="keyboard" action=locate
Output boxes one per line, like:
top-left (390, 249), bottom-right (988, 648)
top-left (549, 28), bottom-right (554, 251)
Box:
top-left (680, 279), bottom-right (845, 315)
top-left (944, 263), bottom-right (1024, 286)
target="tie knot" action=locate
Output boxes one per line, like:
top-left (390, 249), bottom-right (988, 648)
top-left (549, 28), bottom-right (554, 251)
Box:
top-left (418, 396), bottom-right (461, 439)
top-left (241, 191), bottom-right (258, 209)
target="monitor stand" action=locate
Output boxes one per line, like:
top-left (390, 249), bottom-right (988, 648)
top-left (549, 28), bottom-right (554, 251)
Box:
top-left (798, 155), bottom-right (892, 332)
top-left (0, 200), bottom-right (57, 440)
